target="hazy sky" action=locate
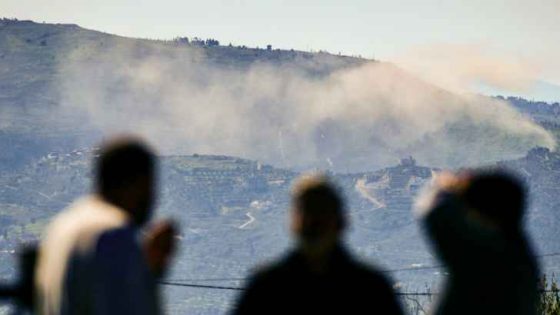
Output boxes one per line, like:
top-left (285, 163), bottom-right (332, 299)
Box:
top-left (3, 0), bottom-right (560, 99)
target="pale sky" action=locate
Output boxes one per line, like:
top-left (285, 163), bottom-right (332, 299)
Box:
top-left (3, 0), bottom-right (560, 100)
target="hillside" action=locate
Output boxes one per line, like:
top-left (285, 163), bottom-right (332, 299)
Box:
top-left (0, 18), bottom-right (555, 173)
top-left (0, 18), bottom-right (365, 171)
top-left (498, 96), bottom-right (560, 121)
top-left (0, 18), bottom-right (364, 110)
top-left (1, 146), bottom-right (560, 313)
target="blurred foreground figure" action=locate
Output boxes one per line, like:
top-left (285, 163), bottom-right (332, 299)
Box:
top-left (0, 245), bottom-right (37, 314)
top-left (233, 175), bottom-right (403, 315)
top-left (417, 171), bottom-right (539, 315)
top-left (35, 138), bottom-right (176, 315)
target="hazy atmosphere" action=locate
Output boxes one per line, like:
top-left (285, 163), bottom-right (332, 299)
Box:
top-left (4, 0), bottom-right (560, 101)
top-left (1, 1), bottom-right (560, 314)
top-left (55, 40), bottom-right (554, 170)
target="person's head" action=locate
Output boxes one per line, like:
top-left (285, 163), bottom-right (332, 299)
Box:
top-left (95, 137), bottom-right (156, 226)
top-left (291, 175), bottom-right (346, 257)
top-left (463, 171), bottom-right (526, 232)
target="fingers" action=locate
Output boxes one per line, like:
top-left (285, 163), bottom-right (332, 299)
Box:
top-left (148, 220), bottom-right (178, 254)
top-left (144, 220), bottom-right (179, 277)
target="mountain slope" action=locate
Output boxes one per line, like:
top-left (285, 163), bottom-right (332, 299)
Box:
top-left (0, 18), bottom-right (554, 173)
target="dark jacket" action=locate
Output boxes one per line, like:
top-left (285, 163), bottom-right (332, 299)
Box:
top-left (233, 246), bottom-right (403, 315)
top-left (424, 192), bottom-right (539, 315)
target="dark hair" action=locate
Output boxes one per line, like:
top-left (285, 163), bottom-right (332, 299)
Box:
top-left (463, 171), bottom-right (525, 231)
top-left (293, 175), bottom-right (345, 227)
top-left (95, 138), bottom-right (155, 197)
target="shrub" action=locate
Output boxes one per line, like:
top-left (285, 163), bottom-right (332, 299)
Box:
top-left (539, 275), bottom-right (560, 315)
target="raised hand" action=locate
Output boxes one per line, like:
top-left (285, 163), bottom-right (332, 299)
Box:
top-left (143, 220), bottom-right (178, 278)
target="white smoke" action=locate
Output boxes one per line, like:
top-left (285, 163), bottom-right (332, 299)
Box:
top-left (391, 43), bottom-right (542, 94)
top-left (53, 36), bottom-right (555, 172)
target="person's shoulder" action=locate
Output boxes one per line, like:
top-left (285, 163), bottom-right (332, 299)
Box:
top-left (347, 257), bottom-right (394, 288)
top-left (46, 196), bottom-right (127, 232)
top-left (352, 260), bottom-right (386, 278)
top-left (345, 258), bottom-right (404, 314)
top-left (57, 196), bottom-right (130, 253)
top-left (247, 252), bottom-right (297, 285)
top-left (40, 196), bottom-right (96, 250)
top-left (44, 196), bottom-right (92, 230)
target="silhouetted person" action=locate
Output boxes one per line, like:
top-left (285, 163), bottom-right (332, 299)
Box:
top-left (417, 171), bottom-right (539, 315)
top-left (0, 244), bottom-right (37, 315)
top-left (233, 175), bottom-right (403, 315)
top-left (35, 138), bottom-right (177, 315)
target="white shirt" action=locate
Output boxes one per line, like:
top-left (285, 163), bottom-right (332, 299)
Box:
top-left (35, 196), bottom-right (160, 315)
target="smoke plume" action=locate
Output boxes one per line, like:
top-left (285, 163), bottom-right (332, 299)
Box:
top-left (392, 43), bottom-right (541, 94)
top-left (53, 37), bottom-right (555, 172)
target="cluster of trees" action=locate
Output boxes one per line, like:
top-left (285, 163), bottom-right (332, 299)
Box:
top-left (404, 276), bottom-right (560, 315)
top-left (0, 18), bottom-right (24, 26)
top-left (539, 276), bottom-right (560, 315)
top-left (172, 36), bottom-right (279, 52)
top-left (496, 96), bottom-right (560, 116)
top-left (173, 36), bottom-right (220, 47)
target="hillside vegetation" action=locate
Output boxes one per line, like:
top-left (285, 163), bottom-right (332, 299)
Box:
top-left (0, 18), bottom-right (555, 173)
